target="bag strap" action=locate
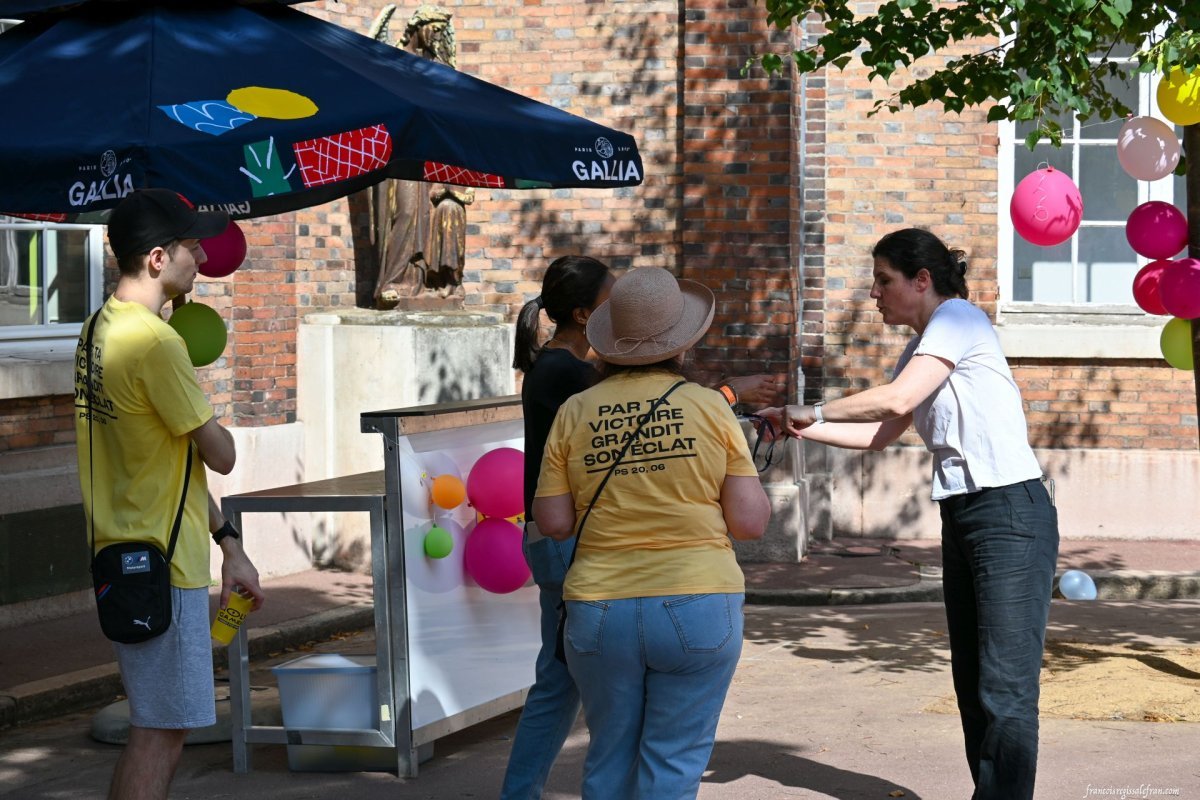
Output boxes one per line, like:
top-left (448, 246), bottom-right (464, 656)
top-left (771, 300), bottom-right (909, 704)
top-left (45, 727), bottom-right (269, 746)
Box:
top-left (564, 379), bottom-right (686, 569)
top-left (85, 309), bottom-right (193, 562)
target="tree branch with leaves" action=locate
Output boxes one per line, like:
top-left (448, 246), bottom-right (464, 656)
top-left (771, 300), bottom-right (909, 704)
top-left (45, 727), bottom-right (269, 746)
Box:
top-left (755, 0), bottom-right (1200, 147)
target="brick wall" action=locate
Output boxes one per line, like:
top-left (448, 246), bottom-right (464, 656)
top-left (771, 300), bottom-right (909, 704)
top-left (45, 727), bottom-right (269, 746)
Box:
top-left (326, 0), bottom-right (796, 385)
top-left (0, 396), bottom-right (75, 452)
top-left (679, 0), bottom-right (794, 387)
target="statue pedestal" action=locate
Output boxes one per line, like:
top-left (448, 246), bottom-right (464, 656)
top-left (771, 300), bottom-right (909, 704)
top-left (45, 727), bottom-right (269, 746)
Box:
top-left (296, 309), bottom-right (514, 568)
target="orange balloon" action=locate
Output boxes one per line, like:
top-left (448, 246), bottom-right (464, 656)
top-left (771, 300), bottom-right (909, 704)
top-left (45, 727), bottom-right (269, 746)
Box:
top-left (431, 474), bottom-right (466, 509)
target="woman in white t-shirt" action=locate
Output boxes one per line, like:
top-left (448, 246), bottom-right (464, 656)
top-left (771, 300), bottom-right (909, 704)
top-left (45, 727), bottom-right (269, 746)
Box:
top-left (767, 228), bottom-right (1059, 800)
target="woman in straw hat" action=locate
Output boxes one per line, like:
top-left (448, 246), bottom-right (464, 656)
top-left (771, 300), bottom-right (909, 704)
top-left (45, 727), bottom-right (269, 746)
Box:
top-left (533, 267), bottom-right (771, 799)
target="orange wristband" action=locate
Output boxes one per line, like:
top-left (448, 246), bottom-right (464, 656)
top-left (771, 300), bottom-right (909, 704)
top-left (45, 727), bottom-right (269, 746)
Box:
top-left (718, 384), bottom-right (738, 406)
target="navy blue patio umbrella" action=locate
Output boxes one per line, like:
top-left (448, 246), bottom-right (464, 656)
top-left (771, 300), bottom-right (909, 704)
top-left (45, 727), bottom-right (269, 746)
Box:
top-left (0, 0), bottom-right (643, 221)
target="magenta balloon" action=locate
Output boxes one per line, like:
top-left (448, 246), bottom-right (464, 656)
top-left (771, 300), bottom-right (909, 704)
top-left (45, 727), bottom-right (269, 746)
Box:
top-left (466, 447), bottom-right (525, 518)
top-left (1116, 116), bottom-right (1181, 182)
top-left (463, 518), bottom-right (530, 593)
top-left (1132, 259), bottom-right (1175, 316)
top-left (1125, 201), bottom-right (1187, 260)
top-left (198, 220), bottom-right (247, 278)
top-left (1009, 167), bottom-right (1083, 247)
top-left (1159, 258), bottom-right (1200, 319)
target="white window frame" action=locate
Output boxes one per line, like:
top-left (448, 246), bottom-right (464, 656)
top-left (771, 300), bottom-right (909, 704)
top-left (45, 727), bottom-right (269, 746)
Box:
top-left (995, 60), bottom-right (1178, 359)
top-left (0, 217), bottom-right (106, 400)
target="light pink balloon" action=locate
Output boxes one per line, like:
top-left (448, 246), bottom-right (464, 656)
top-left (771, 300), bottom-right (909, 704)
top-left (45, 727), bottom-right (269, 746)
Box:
top-left (463, 518), bottom-right (530, 594)
top-left (1159, 258), bottom-right (1200, 319)
top-left (1117, 116), bottom-right (1182, 182)
top-left (1009, 167), bottom-right (1083, 247)
top-left (1132, 259), bottom-right (1176, 316)
top-left (1125, 201), bottom-right (1188, 260)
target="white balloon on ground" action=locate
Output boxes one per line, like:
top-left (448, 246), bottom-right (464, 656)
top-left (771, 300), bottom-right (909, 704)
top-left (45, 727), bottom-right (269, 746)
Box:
top-left (1058, 569), bottom-right (1098, 600)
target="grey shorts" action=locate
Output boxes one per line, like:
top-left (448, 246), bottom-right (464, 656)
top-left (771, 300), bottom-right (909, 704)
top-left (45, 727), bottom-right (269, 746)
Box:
top-left (112, 586), bottom-right (215, 729)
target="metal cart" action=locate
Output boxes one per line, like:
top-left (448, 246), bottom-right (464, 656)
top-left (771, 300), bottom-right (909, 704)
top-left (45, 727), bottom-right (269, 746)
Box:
top-left (224, 396), bottom-right (537, 777)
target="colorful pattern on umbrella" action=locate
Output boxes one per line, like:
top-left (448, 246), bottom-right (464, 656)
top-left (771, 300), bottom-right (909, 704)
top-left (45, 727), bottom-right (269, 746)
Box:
top-left (423, 162), bottom-right (506, 189)
top-left (159, 100), bottom-right (257, 137)
top-left (292, 124), bottom-right (394, 188)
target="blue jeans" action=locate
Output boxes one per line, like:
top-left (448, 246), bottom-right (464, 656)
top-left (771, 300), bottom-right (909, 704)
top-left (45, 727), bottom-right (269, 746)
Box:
top-left (939, 479), bottom-right (1059, 800)
top-left (499, 529), bottom-right (580, 800)
top-left (565, 593), bottom-right (744, 800)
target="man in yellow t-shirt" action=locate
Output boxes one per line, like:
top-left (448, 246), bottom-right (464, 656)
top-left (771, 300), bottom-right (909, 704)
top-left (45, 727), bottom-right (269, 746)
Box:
top-left (74, 189), bottom-right (264, 800)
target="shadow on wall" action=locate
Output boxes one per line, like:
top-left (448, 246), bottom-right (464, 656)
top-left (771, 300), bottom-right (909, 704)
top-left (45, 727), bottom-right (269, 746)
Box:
top-left (417, 344), bottom-right (504, 405)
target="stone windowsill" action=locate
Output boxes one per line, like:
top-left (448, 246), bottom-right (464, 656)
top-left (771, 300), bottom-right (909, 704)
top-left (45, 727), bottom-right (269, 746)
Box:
top-left (996, 305), bottom-right (1165, 360)
top-left (0, 340), bottom-right (76, 400)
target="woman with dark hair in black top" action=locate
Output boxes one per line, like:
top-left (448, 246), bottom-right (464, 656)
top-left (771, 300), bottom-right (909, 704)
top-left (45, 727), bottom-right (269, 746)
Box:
top-left (501, 255), bottom-right (613, 799)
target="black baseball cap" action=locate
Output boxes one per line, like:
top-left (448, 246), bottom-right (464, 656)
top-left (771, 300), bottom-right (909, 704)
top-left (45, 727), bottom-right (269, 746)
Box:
top-left (107, 189), bottom-right (229, 260)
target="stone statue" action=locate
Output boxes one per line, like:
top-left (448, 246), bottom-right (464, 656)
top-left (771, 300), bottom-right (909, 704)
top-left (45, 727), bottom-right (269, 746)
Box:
top-left (370, 4), bottom-right (473, 307)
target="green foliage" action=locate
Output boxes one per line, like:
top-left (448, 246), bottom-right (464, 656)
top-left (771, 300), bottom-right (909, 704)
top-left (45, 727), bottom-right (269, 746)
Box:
top-left (753, 0), bottom-right (1200, 147)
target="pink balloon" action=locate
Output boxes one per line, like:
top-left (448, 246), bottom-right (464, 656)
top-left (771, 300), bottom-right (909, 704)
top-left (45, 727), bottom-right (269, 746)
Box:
top-left (1117, 116), bottom-right (1181, 182)
top-left (1132, 259), bottom-right (1176, 316)
top-left (198, 220), bottom-right (247, 278)
top-left (1125, 201), bottom-right (1187, 260)
top-left (463, 518), bottom-right (530, 593)
top-left (1009, 167), bottom-right (1083, 247)
top-left (1159, 258), bottom-right (1200, 319)
top-left (466, 447), bottom-right (524, 519)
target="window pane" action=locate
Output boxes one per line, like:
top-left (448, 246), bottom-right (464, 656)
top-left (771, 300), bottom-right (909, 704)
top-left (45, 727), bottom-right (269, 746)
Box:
top-left (1013, 236), bottom-right (1072, 303)
top-left (1079, 73), bottom-right (1138, 139)
top-left (1014, 143), bottom-right (1071, 178)
top-left (1079, 144), bottom-right (1136, 221)
top-left (0, 228), bottom-right (40, 327)
top-left (1079, 227), bottom-right (1137, 303)
top-left (1096, 42), bottom-right (1136, 59)
top-left (47, 229), bottom-right (90, 324)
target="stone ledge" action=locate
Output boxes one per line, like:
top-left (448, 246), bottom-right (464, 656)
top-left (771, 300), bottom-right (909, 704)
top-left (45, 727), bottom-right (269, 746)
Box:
top-left (1, 603), bottom-right (375, 731)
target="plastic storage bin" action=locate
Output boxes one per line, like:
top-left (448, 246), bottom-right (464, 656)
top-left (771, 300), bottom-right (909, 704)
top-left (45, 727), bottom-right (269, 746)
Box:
top-left (272, 653), bottom-right (395, 772)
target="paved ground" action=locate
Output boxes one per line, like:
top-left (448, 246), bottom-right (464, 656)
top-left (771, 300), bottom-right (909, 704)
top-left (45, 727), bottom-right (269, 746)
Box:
top-left (3, 600), bottom-right (1199, 799)
top-left (2, 537), bottom-right (1200, 798)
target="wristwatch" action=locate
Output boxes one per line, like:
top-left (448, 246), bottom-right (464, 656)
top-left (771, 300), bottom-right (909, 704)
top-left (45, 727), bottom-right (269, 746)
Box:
top-left (212, 520), bottom-right (241, 545)
top-left (812, 401), bottom-right (826, 424)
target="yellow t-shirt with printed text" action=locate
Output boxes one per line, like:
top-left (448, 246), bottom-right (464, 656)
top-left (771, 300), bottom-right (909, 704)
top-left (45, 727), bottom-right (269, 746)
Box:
top-left (74, 297), bottom-right (213, 588)
top-left (537, 371), bottom-right (759, 601)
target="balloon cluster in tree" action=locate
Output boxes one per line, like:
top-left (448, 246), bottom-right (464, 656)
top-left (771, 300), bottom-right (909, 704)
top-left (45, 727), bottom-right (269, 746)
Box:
top-left (1010, 68), bottom-right (1200, 370)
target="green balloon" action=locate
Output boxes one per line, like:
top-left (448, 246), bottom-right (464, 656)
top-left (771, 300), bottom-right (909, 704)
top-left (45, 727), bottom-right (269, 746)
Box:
top-left (167, 302), bottom-right (227, 367)
top-left (1160, 317), bottom-right (1194, 370)
top-left (423, 526), bottom-right (454, 559)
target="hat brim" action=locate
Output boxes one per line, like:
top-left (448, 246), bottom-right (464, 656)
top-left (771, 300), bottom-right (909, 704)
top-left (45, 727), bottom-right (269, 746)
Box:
top-left (587, 278), bottom-right (715, 365)
top-left (183, 210), bottom-right (230, 242)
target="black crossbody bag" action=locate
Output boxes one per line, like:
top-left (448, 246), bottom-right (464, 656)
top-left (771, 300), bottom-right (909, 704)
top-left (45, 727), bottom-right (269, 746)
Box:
top-left (554, 379), bottom-right (685, 663)
top-left (83, 311), bottom-right (193, 644)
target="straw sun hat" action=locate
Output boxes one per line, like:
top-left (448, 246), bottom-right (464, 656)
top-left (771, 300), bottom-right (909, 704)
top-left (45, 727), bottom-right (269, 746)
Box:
top-left (586, 267), bottom-right (715, 365)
